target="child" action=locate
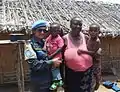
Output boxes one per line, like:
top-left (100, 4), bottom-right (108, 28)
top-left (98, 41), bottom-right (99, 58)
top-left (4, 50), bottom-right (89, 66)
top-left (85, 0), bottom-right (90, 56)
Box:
top-left (87, 23), bottom-right (102, 90)
top-left (45, 23), bottom-right (64, 90)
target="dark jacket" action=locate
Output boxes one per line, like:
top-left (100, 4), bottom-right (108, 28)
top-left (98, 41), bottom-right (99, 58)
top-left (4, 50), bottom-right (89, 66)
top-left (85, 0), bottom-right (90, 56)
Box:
top-left (26, 37), bottom-right (52, 85)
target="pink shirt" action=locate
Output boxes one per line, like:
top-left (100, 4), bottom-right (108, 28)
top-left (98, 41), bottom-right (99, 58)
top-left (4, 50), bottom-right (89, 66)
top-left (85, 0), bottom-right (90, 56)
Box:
top-left (45, 34), bottom-right (64, 59)
top-left (64, 32), bottom-right (93, 71)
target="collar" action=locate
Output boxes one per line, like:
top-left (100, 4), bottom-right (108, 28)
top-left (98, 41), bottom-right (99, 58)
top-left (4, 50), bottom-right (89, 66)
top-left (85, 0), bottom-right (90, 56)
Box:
top-left (31, 36), bottom-right (45, 44)
top-left (48, 34), bottom-right (60, 40)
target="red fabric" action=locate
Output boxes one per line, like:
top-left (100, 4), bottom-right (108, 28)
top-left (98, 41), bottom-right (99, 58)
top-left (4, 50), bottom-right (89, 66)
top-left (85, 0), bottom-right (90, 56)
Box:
top-left (45, 34), bottom-right (64, 59)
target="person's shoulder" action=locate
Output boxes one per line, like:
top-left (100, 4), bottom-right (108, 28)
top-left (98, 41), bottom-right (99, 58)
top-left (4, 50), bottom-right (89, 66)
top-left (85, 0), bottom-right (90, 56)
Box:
top-left (56, 35), bottom-right (64, 44)
top-left (96, 37), bottom-right (101, 44)
top-left (63, 34), bottom-right (68, 39)
top-left (24, 40), bottom-right (37, 60)
top-left (57, 34), bottom-right (63, 39)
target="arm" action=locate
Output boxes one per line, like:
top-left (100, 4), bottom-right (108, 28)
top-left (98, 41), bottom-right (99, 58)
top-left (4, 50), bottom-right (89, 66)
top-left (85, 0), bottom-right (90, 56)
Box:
top-left (77, 49), bottom-right (95, 56)
top-left (84, 33), bottom-right (90, 44)
top-left (49, 47), bottom-right (64, 59)
top-left (27, 58), bottom-right (53, 71)
top-left (77, 47), bottom-right (100, 57)
top-left (25, 41), bottom-right (53, 71)
top-left (77, 34), bottom-right (95, 56)
top-left (94, 40), bottom-right (102, 60)
top-left (93, 41), bottom-right (102, 89)
top-left (85, 42), bottom-right (100, 57)
top-left (94, 48), bottom-right (102, 90)
top-left (94, 48), bottom-right (102, 61)
top-left (79, 38), bottom-right (101, 57)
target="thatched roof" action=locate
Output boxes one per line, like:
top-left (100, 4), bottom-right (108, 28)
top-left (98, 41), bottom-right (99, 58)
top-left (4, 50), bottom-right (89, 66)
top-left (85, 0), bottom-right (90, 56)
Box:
top-left (0, 0), bottom-right (120, 37)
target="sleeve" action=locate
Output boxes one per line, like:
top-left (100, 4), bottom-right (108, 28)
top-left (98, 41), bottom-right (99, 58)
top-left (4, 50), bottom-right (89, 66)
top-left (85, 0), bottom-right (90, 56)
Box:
top-left (24, 41), bottom-right (37, 60)
top-left (27, 59), bottom-right (53, 71)
top-left (24, 41), bottom-right (53, 71)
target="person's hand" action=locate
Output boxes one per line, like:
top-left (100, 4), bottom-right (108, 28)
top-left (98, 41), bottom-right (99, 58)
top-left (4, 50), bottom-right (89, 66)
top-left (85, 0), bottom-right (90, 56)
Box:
top-left (77, 49), bottom-right (94, 56)
top-left (52, 58), bottom-right (62, 67)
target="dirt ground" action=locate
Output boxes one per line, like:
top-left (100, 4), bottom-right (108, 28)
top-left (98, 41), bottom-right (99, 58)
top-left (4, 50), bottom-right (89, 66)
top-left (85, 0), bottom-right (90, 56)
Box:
top-left (0, 75), bottom-right (120, 92)
top-left (95, 83), bottom-right (120, 92)
top-left (0, 83), bottom-right (120, 92)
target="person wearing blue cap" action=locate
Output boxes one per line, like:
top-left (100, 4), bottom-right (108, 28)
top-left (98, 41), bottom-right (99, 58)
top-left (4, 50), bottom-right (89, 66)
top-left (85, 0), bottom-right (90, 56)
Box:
top-left (24, 20), bottom-right (62, 92)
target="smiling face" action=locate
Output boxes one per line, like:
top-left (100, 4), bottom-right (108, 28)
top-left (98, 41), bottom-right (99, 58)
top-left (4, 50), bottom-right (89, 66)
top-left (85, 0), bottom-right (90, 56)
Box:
top-left (70, 17), bottom-right (82, 36)
top-left (33, 27), bottom-right (48, 39)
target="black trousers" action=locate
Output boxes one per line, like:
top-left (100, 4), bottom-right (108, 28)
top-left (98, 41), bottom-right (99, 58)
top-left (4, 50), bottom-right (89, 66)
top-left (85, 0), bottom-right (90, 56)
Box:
top-left (30, 81), bottom-right (52, 92)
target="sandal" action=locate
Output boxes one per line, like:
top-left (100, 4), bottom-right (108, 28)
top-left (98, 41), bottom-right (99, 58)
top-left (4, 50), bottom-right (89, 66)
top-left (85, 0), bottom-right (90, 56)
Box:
top-left (50, 82), bottom-right (58, 90)
top-left (58, 80), bottom-right (64, 87)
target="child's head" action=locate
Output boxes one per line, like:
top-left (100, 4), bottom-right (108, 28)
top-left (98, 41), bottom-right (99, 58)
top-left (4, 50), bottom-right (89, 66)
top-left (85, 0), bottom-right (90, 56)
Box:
top-left (50, 23), bottom-right (61, 37)
top-left (89, 23), bottom-right (100, 38)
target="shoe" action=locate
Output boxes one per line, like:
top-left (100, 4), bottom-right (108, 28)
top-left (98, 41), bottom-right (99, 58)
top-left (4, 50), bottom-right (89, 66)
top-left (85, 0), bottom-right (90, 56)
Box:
top-left (58, 80), bottom-right (64, 87)
top-left (50, 82), bottom-right (58, 90)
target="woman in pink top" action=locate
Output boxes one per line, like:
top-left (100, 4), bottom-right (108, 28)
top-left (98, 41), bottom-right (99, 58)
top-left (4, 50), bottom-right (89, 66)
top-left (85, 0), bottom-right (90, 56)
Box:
top-left (63, 17), bottom-right (94, 92)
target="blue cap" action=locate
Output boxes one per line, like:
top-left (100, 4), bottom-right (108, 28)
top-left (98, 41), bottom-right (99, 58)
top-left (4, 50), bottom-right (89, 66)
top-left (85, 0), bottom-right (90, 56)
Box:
top-left (32, 20), bottom-right (49, 30)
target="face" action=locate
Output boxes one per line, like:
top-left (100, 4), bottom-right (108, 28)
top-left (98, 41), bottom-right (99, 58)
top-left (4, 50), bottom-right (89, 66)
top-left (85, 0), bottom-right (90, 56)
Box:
top-left (34, 27), bottom-right (48, 39)
top-left (50, 24), bottom-right (60, 37)
top-left (70, 18), bottom-right (82, 36)
top-left (89, 27), bottom-right (99, 38)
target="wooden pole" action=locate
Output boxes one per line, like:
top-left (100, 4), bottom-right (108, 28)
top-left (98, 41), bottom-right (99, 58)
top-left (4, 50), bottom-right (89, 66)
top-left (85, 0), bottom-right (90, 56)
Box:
top-left (17, 41), bottom-right (25, 92)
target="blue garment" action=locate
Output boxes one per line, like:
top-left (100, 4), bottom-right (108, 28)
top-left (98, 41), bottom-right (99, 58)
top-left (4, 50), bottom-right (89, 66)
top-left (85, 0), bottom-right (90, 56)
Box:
top-left (30, 36), bottom-right (48, 60)
top-left (27, 37), bottom-right (52, 92)
top-left (52, 67), bottom-right (62, 81)
top-left (37, 50), bottom-right (48, 60)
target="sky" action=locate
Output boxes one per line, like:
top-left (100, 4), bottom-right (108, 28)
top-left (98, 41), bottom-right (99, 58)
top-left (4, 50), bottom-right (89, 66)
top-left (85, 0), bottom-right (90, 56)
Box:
top-left (75, 0), bottom-right (120, 4)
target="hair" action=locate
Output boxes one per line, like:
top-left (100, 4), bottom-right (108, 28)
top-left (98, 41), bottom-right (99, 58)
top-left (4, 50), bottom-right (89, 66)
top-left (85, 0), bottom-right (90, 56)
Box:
top-left (50, 22), bottom-right (60, 29)
top-left (89, 23), bottom-right (100, 31)
top-left (70, 17), bottom-right (82, 25)
top-left (49, 22), bottom-right (61, 33)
